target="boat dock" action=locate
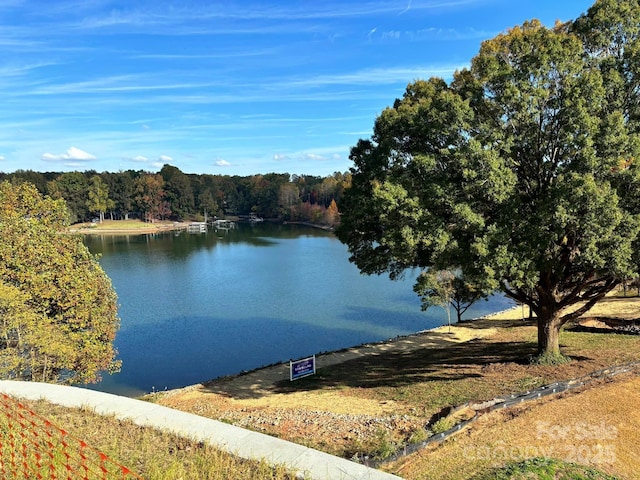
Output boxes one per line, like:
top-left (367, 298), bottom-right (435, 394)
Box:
top-left (212, 219), bottom-right (236, 230)
top-left (187, 222), bottom-right (207, 233)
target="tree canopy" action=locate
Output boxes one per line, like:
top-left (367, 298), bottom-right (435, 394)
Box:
top-left (336, 0), bottom-right (640, 361)
top-left (1, 167), bottom-right (350, 227)
top-left (0, 181), bottom-right (121, 383)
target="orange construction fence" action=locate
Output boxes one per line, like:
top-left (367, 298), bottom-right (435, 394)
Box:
top-left (0, 393), bottom-right (143, 480)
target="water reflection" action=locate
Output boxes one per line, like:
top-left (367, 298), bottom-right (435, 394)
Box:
top-left (83, 224), bottom-right (513, 396)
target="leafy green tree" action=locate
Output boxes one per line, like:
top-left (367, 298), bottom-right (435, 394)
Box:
top-left (160, 164), bottom-right (194, 220)
top-left (336, 2), bottom-right (640, 362)
top-left (87, 175), bottom-right (114, 222)
top-left (7, 170), bottom-right (49, 193)
top-left (197, 188), bottom-right (219, 218)
top-left (0, 181), bottom-right (120, 383)
top-left (47, 172), bottom-right (90, 223)
top-left (103, 171), bottom-right (136, 220)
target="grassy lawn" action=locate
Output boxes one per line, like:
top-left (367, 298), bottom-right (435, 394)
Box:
top-left (72, 219), bottom-right (180, 231)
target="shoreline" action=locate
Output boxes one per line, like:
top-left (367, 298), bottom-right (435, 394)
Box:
top-left (159, 306), bottom-right (521, 399)
top-left (70, 219), bottom-right (334, 235)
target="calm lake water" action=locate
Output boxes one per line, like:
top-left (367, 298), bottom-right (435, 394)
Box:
top-left (83, 223), bottom-right (513, 397)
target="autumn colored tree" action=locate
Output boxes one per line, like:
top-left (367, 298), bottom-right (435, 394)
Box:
top-left (325, 199), bottom-right (340, 227)
top-left (134, 173), bottom-right (169, 222)
top-left (337, 0), bottom-right (640, 362)
top-left (0, 181), bottom-right (120, 383)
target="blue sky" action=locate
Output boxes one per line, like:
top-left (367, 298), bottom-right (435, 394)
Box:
top-left (0, 0), bottom-right (595, 177)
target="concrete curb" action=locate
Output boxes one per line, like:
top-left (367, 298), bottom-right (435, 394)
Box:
top-left (0, 381), bottom-right (402, 480)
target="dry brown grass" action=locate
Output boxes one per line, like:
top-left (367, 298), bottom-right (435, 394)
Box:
top-left (6, 397), bottom-right (295, 480)
top-left (384, 373), bottom-right (640, 479)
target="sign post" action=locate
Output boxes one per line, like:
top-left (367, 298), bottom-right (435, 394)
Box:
top-left (290, 355), bottom-right (316, 381)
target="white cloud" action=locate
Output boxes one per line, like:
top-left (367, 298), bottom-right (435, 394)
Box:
top-left (273, 153), bottom-right (289, 161)
top-left (303, 153), bottom-right (326, 161)
top-left (215, 159), bottom-right (231, 167)
top-left (0, 155), bottom-right (5, 161)
top-left (131, 155), bottom-right (149, 162)
top-left (41, 146), bottom-right (96, 162)
top-left (158, 154), bottom-right (173, 162)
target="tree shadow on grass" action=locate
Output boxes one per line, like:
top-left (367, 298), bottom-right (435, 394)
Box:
top-left (199, 320), bottom-right (551, 400)
top-left (272, 338), bottom-right (539, 394)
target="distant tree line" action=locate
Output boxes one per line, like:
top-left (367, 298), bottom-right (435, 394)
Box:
top-left (0, 165), bottom-right (349, 227)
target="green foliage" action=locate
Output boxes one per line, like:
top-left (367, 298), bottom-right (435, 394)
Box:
top-left (336, 1), bottom-right (640, 357)
top-left (530, 352), bottom-right (572, 366)
top-left (3, 167), bottom-right (351, 225)
top-left (407, 426), bottom-right (429, 445)
top-left (473, 457), bottom-right (620, 480)
top-left (48, 171), bottom-right (90, 223)
top-left (370, 428), bottom-right (397, 460)
top-left (430, 416), bottom-right (457, 435)
top-left (0, 181), bottom-right (120, 384)
top-left (160, 164), bottom-right (194, 220)
top-left (86, 175), bottom-right (114, 222)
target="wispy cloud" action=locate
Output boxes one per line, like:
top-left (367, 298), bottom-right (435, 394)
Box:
top-left (215, 159), bottom-right (231, 167)
top-left (30, 75), bottom-right (219, 95)
top-left (377, 26), bottom-right (495, 42)
top-left (71, 1), bottom-right (483, 27)
top-left (281, 65), bottom-right (463, 89)
top-left (2, 0), bottom-right (486, 39)
top-left (159, 154), bottom-right (173, 162)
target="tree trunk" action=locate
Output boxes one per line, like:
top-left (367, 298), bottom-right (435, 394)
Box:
top-left (537, 314), bottom-right (562, 357)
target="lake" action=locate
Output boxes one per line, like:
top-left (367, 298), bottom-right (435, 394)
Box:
top-left (83, 223), bottom-right (514, 397)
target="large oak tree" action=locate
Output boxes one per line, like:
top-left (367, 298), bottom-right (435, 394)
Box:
top-left (336, 0), bottom-right (640, 361)
top-left (0, 181), bottom-right (121, 383)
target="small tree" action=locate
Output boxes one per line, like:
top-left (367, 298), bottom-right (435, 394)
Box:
top-left (414, 271), bottom-right (484, 328)
top-left (325, 199), bottom-right (340, 227)
top-left (415, 271), bottom-right (455, 331)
